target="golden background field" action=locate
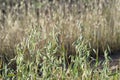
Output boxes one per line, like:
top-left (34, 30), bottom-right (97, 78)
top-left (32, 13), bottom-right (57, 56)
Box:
top-left (0, 0), bottom-right (120, 62)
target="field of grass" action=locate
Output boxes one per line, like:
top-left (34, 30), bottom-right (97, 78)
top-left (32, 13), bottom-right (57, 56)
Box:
top-left (0, 0), bottom-right (120, 80)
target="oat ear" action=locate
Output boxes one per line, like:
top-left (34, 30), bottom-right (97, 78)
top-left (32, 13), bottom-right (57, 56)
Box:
top-left (56, 33), bottom-right (62, 46)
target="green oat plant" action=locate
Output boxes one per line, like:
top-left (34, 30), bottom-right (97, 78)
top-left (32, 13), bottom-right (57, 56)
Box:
top-left (0, 0), bottom-right (120, 80)
top-left (2, 25), bottom-right (119, 80)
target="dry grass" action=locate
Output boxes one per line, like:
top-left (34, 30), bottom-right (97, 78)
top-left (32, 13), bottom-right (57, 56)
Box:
top-left (0, 0), bottom-right (120, 69)
top-left (0, 0), bottom-right (120, 59)
top-left (0, 0), bottom-right (120, 79)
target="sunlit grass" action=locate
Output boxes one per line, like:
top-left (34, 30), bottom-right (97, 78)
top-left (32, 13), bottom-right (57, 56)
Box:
top-left (0, 0), bottom-right (120, 79)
